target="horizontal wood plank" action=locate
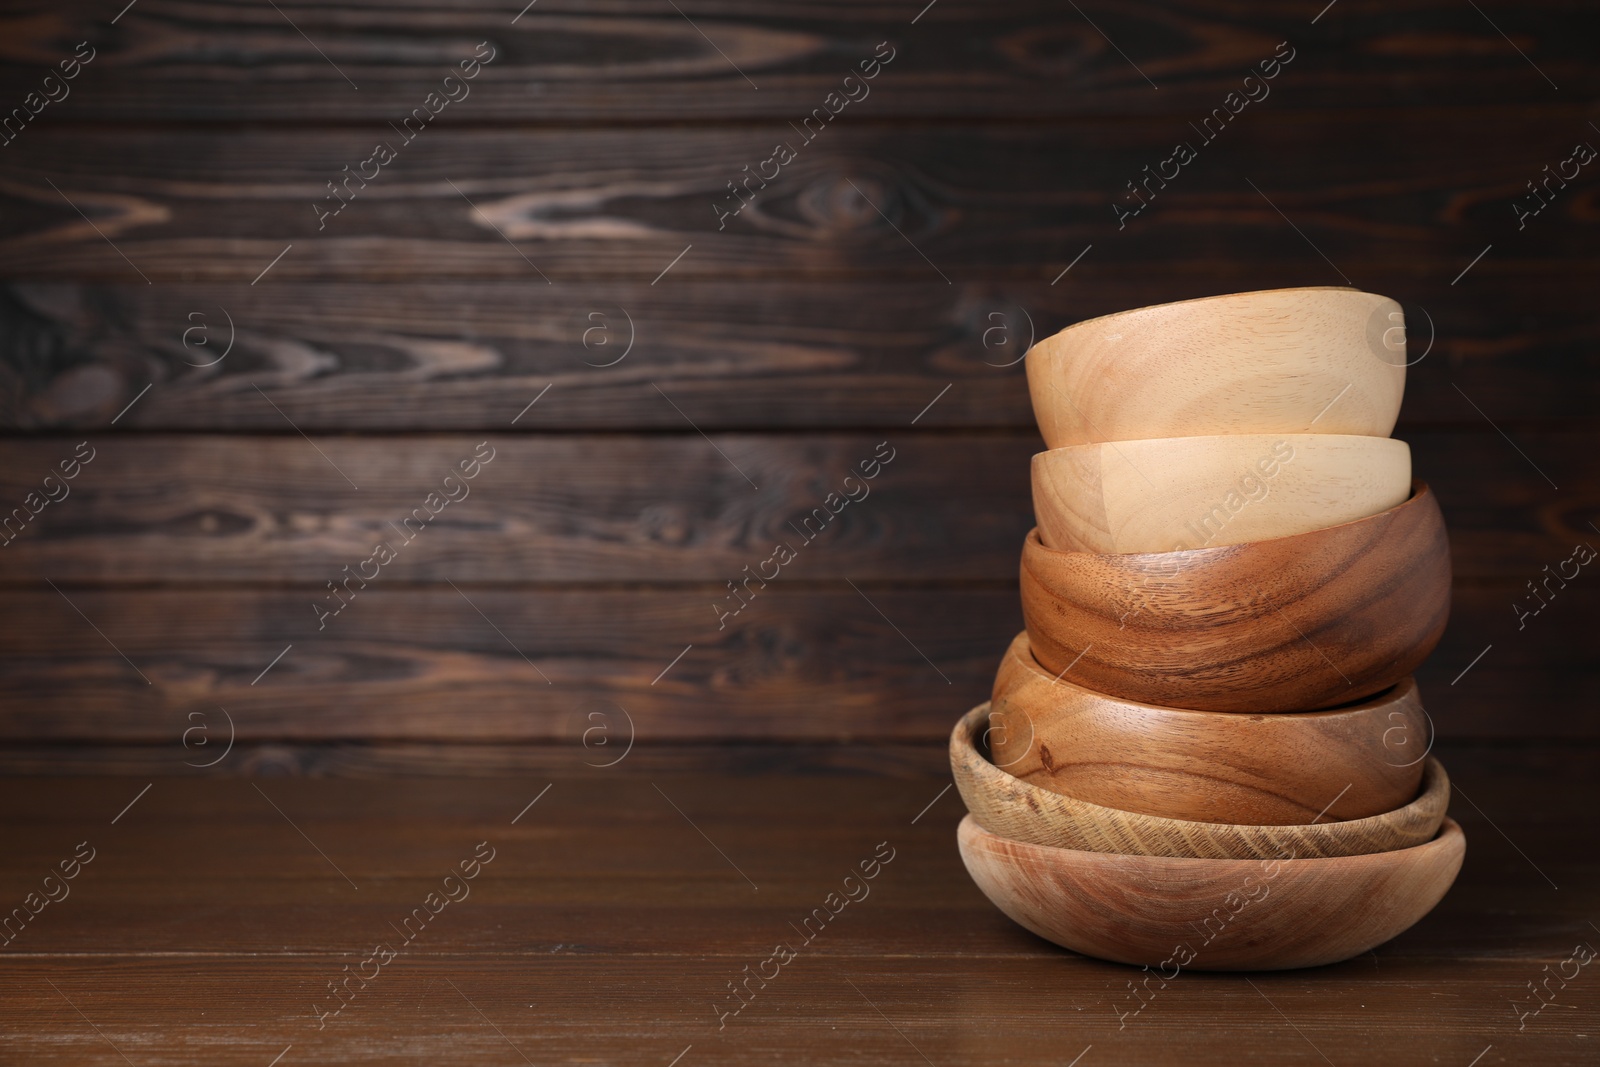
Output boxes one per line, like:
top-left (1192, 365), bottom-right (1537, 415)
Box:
top-left (0, 434), bottom-right (1036, 582)
top-left (0, 432), bottom-right (1592, 583)
top-left (0, 586), bottom-right (1011, 743)
top-left (3, 273), bottom-right (1597, 431)
top-left (0, 1), bottom-right (1591, 122)
top-left (0, 110), bottom-right (1592, 281)
top-left (0, 740), bottom-right (957, 778)
top-left (0, 583), bottom-right (1590, 742)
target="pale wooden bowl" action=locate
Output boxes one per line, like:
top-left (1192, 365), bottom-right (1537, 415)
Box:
top-left (958, 813), bottom-right (1464, 970)
top-left (1021, 481), bottom-right (1450, 713)
top-left (1025, 286), bottom-right (1407, 449)
top-left (951, 703), bottom-right (1448, 859)
top-left (1031, 434), bottom-right (1412, 554)
top-left (988, 632), bottom-right (1429, 825)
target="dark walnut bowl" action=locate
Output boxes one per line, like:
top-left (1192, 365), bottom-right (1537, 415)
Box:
top-left (1020, 481), bottom-right (1450, 713)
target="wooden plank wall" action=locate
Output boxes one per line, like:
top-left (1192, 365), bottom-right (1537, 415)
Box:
top-left (0, 1), bottom-right (1594, 765)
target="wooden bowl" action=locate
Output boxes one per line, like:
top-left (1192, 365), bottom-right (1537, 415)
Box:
top-left (1031, 434), bottom-right (1412, 554)
top-left (988, 632), bottom-right (1430, 824)
top-left (951, 703), bottom-right (1449, 859)
top-left (1020, 481), bottom-right (1450, 713)
top-left (957, 813), bottom-right (1465, 970)
top-left (1025, 286), bottom-right (1407, 449)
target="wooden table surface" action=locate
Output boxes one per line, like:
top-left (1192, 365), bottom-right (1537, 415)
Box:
top-left (2, 744), bottom-right (1595, 1066)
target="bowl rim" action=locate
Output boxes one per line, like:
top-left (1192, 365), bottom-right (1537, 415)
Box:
top-left (997, 629), bottom-right (1420, 722)
top-left (953, 701), bottom-right (1449, 855)
top-left (958, 810), bottom-right (1465, 871)
top-left (1031, 431), bottom-right (1413, 460)
top-left (1028, 285), bottom-right (1386, 347)
top-left (1023, 479), bottom-right (1434, 564)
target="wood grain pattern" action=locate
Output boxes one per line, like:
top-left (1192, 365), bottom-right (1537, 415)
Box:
top-left (987, 632), bottom-right (1428, 824)
top-left (0, 109), bottom-right (1593, 282)
top-left (1021, 484), bottom-right (1451, 712)
top-left (1030, 434), bottom-right (1412, 554)
top-left (0, 752), bottom-right (1594, 1064)
top-left (1025, 288), bottom-right (1406, 447)
top-left (0, 1), bottom-right (1592, 121)
top-left (0, 740), bottom-right (954, 778)
top-left (3, 951), bottom-right (1593, 1065)
top-left (0, 587), bottom-right (1014, 742)
top-left (4, 276), bottom-right (1598, 432)
top-left (1, 750), bottom-right (1591, 947)
top-left (0, 433), bottom-right (1592, 584)
top-left (951, 704), bottom-right (1449, 860)
top-left (0, 434), bottom-right (1033, 583)
top-left (958, 814), bottom-right (1466, 970)
top-left (0, 0), bottom-right (1589, 914)
top-left (0, 582), bottom-right (1583, 743)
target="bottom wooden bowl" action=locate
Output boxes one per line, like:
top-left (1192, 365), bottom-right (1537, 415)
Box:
top-left (958, 813), bottom-right (1465, 970)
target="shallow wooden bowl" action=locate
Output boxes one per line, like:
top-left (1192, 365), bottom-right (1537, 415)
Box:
top-left (988, 633), bottom-right (1430, 824)
top-left (1031, 434), bottom-right (1412, 554)
top-left (957, 813), bottom-right (1464, 970)
top-left (1025, 286), bottom-right (1407, 449)
top-left (951, 703), bottom-right (1448, 859)
top-left (1020, 481), bottom-right (1450, 713)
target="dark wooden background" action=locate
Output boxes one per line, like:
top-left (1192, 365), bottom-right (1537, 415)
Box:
top-left (1, 0), bottom-right (1595, 770)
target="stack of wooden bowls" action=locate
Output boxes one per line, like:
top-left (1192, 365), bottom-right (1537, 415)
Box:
top-left (954, 287), bottom-right (1465, 971)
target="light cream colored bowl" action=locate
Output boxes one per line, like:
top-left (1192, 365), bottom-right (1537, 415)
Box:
top-left (1025, 287), bottom-right (1407, 448)
top-left (1031, 433), bottom-right (1412, 553)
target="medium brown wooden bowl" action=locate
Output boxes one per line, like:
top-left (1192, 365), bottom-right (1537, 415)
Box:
top-left (1031, 434), bottom-right (1412, 554)
top-left (957, 813), bottom-right (1465, 970)
top-left (1020, 480), bottom-right (1450, 712)
top-left (951, 703), bottom-right (1449, 859)
top-left (1024, 286), bottom-right (1407, 449)
top-left (988, 632), bottom-right (1430, 824)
